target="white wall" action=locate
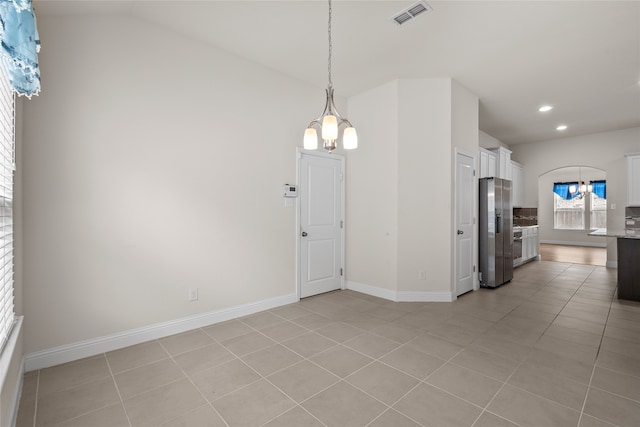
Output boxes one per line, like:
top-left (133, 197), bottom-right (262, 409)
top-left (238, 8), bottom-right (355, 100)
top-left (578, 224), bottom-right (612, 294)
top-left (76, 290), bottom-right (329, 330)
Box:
top-left (21, 14), bottom-right (326, 355)
top-left (511, 127), bottom-right (640, 264)
top-left (479, 130), bottom-right (509, 149)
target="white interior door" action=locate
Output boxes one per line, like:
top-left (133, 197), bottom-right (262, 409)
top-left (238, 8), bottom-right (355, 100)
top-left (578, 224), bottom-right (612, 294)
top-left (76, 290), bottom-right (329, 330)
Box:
top-left (299, 152), bottom-right (343, 298)
top-left (456, 151), bottom-right (475, 296)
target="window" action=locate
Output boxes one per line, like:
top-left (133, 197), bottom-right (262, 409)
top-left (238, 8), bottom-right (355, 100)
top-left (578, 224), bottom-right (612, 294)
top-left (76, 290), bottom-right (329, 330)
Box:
top-left (0, 61), bottom-right (14, 351)
top-left (554, 192), bottom-right (585, 230)
top-left (553, 180), bottom-right (606, 231)
top-left (590, 180), bottom-right (607, 229)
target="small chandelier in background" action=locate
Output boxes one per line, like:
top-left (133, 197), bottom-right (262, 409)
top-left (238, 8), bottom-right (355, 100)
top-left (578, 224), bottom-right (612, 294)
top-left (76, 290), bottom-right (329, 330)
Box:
top-left (303, 0), bottom-right (357, 152)
top-left (569, 166), bottom-right (592, 199)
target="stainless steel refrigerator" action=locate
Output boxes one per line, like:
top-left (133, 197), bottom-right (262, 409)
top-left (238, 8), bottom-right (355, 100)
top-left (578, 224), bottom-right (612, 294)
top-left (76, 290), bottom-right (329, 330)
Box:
top-left (479, 177), bottom-right (513, 288)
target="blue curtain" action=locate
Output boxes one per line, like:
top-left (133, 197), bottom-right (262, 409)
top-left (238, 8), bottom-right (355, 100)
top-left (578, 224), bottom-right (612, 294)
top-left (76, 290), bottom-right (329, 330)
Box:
top-left (553, 182), bottom-right (579, 200)
top-left (0, 0), bottom-right (40, 97)
top-left (591, 180), bottom-right (606, 199)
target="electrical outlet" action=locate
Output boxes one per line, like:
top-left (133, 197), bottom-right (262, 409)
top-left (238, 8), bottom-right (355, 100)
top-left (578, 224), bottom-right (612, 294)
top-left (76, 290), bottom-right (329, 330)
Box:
top-left (189, 288), bottom-right (198, 301)
top-left (419, 271), bottom-right (427, 280)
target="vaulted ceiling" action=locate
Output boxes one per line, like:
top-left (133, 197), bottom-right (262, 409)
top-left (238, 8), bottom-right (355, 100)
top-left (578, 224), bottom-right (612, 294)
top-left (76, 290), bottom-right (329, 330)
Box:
top-left (35, 0), bottom-right (640, 145)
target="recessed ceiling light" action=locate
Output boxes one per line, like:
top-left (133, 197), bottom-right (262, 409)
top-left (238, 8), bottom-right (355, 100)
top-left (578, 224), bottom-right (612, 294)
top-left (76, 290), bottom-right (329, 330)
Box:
top-left (556, 125), bottom-right (568, 131)
top-left (539, 105), bottom-right (553, 112)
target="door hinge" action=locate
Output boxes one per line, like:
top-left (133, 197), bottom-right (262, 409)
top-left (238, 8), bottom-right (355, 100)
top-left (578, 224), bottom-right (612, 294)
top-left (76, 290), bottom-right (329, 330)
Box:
top-left (473, 169), bottom-right (476, 176)
top-left (340, 220), bottom-right (343, 229)
top-left (340, 173), bottom-right (344, 181)
top-left (473, 265), bottom-right (476, 273)
top-left (340, 268), bottom-right (343, 276)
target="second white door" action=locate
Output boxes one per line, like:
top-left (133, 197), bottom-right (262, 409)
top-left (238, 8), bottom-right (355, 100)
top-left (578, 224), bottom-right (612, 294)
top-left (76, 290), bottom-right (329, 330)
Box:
top-left (299, 152), bottom-right (343, 298)
top-left (455, 151), bottom-right (475, 296)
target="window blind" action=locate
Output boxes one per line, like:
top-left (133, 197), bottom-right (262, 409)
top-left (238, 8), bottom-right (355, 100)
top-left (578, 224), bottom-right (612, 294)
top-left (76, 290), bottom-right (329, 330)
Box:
top-left (0, 59), bottom-right (15, 352)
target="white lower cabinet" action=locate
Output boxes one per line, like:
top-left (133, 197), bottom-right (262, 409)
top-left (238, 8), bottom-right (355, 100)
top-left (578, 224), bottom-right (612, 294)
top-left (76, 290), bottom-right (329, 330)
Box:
top-left (517, 226), bottom-right (539, 267)
top-left (523, 228), bottom-right (531, 262)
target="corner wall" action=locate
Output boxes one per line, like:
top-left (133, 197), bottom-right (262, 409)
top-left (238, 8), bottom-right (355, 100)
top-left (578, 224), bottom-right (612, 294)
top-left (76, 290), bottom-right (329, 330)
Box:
top-left (345, 81), bottom-right (399, 295)
top-left (346, 78), bottom-right (479, 300)
top-left (397, 79), bottom-right (453, 294)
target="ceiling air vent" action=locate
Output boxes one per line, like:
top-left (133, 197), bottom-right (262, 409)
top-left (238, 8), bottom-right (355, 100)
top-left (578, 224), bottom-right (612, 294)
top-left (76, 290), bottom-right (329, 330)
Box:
top-left (392, 1), bottom-right (432, 26)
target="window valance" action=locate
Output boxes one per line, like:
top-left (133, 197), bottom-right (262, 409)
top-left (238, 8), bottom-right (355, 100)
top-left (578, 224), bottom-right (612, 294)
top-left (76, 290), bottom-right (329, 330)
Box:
top-left (590, 180), bottom-right (606, 199)
top-left (553, 182), bottom-right (579, 200)
top-left (0, 0), bottom-right (40, 97)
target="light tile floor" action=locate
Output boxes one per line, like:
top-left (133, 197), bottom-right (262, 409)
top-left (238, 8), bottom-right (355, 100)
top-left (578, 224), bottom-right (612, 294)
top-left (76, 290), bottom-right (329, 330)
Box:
top-left (16, 260), bottom-right (640, 427)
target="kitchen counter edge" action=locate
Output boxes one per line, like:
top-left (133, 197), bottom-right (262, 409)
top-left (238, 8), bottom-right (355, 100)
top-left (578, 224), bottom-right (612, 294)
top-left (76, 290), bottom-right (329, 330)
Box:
top-left (588, 228), bottom-right (640, 239)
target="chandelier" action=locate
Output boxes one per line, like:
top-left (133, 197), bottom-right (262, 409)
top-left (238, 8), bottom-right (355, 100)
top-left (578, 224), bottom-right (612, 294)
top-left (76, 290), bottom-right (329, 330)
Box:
top-left (569, 166), bottom-right (592, 199)
top-left (303, 0), bottom-right (357, 152)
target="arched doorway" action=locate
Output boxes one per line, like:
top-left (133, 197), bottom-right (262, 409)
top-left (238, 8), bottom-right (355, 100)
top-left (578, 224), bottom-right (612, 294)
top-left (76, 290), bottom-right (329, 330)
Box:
top-left (537, 166), bottom-right (607, 266)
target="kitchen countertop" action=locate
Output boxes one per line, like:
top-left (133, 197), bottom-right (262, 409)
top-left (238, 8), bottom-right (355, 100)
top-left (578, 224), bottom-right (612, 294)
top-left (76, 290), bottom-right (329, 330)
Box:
top-left (588, 228), bottom-right (640, 239)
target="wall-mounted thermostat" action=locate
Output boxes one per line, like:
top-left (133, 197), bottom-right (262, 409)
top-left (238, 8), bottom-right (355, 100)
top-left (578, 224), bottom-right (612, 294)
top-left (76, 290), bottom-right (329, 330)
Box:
top-left (283, 184), bottom-right (297, 198)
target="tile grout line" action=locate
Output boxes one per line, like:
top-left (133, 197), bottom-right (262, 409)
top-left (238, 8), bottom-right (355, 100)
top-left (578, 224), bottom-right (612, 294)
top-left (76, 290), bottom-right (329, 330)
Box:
top-left (527, 264), bottom-right (598, 348)
top-left (31, 370), bottom-right (40, 427)
top-left (156, 335), bottom-right (232, 427)
top-left (576, 272), bottom-right (616, 427)
top-left (35, 354), bottom-right (133, 426)
top-left (468, 349), bottom-right (528, 427)
top-left (103, 352), bottom-right (134, 427)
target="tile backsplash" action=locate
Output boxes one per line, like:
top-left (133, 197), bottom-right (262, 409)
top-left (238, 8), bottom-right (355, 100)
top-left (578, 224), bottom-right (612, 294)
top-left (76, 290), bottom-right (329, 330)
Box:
top-left (514, 207), bottom-right (538, 226)
top-left (626, 206), bottom-right (640, 230)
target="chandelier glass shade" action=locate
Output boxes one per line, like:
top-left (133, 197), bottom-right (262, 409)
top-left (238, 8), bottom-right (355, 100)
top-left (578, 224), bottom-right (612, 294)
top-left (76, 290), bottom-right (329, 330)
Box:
top-left (303, 0), bottom-right (357, 152)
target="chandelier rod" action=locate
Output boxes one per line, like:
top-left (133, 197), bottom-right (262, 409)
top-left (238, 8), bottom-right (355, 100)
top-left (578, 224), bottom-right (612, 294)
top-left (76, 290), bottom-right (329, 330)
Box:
top-left (328, 0), bottom-right (332, 88)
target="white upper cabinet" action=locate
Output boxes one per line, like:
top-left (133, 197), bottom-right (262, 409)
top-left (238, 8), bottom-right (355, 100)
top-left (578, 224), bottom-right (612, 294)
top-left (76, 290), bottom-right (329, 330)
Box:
top-left (479, 148), bottom-right (524, 207)
top-left (488, 147), bottom-right (512, 180)
top-left (511, 161), bottom-right (524, 207)
top-left (627, 153), bottom-right (640, 206)
top-left (480, 146), bottom-right (524, 206)
top-left (479, 148), bottom-right (497, 178)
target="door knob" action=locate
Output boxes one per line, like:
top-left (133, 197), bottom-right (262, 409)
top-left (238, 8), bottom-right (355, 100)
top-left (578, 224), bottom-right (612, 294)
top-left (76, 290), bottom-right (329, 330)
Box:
top-left (457, 230), bottom-right (464, 235)
top-left (301, 231), bottom-right (308, 237)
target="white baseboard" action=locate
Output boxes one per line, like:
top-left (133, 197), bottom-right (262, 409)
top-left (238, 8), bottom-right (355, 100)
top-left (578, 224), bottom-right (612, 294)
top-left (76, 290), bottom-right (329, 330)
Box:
top-left (396, 291), bottom-right (454, 302)
top-left (24, 293), bottom-right (298, 372)
top-left (540, 240), bottom-right (607, 248)
top-left (346, 281), bottom-right (454, 302)
top-left (606, 261), bottom-right (618, 269)
top-left (346, 281), bottom-right (397, 301)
